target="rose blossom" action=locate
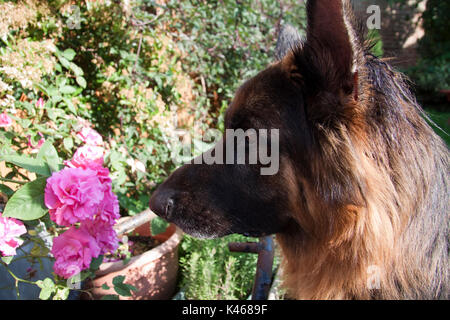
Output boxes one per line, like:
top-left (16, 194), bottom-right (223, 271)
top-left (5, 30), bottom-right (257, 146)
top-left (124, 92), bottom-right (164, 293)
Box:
top-left (36, 98), bottom-right (45, 109)
top-left (93, 167), bottom-right (120, 223)
top-left (44, 167), bottom-right (106, 226)
top-left (97, 186), bottom-right (120, 225)
top-left (44, 165), bottom-right (120, 226)
top-left (0, 213), bottom-right (27, 256)
top-left (0, 111), bottom-right (12, 128)
top-left (51, 226), bottom-right (101, 279)
top-left (27, 132), bottom-right (45, 153)
top-left (81, 220), bottom-right (118, 255)
top-left (64, 145), bottom-right (104, 169)
top-left (76, 127), bottom-right (103, 146)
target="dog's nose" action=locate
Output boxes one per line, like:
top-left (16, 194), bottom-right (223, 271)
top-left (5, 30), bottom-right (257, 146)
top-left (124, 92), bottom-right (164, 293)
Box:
top-left (149, 188), bottom-right (176, 220)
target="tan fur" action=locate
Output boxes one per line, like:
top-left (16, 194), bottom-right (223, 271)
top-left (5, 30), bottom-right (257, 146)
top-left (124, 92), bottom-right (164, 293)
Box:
top-left (277, 81), bottom-right (447, 299)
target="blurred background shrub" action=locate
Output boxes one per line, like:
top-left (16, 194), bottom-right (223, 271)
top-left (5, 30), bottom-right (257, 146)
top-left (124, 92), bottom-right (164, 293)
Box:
top-left (391, 0), bottom-right (450, 144)
top-left (405, 0), bottom-right (450, 96)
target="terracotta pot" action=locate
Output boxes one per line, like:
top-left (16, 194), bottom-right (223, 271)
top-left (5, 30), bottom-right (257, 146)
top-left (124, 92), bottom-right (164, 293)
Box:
top-left (85, 216), bottom-right (183, 300)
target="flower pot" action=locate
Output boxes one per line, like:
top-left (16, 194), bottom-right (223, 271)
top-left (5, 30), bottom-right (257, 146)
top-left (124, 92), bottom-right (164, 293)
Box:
top-left (85, 215), bottom-right (183, 300)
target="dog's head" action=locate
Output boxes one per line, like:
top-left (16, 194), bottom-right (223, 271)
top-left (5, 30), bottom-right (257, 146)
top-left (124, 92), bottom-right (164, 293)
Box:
top-left (150, 0), bottom-right (365, 239)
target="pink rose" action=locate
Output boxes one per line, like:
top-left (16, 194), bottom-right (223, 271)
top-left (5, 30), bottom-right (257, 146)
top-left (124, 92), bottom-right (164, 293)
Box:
top-left (93, 167), bottom-right (119, 222)
top-left (92, 166), bottom-right (120, 224)
top-left (0, 213), bottom-right (27, 256)
top-left (36, 98), bottom-right (45, 109)
top-left (81, 220), bottom-right (118, 255)
top-left (95, 166), bottom-right (113, 183)
top-left (51, 226), bottom-right (101, 279)
top-left (44, 167), bottom-right (106, 226)
top-left (64, 145), bottom-right (104, 169)
top-left (97, 187), bottom-right (120, 225)
top-left (27, 132), bottom-right (45, 153)
top-left (76, 127), bottom-right (103, 146)
top-left (0, 111), bottom-right (12, 128)
top-left (44, 166), bottom-right (120, 227)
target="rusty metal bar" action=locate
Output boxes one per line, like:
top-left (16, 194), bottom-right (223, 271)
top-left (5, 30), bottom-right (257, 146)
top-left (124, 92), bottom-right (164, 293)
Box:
top-left (228, 235), bottom-right (274, 300)
top-left (228, 241), bottom-right (260, 254)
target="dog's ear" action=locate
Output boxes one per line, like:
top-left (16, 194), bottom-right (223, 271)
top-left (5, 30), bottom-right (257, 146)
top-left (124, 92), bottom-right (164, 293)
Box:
top-left (284, 0), bottom-right (358, 97)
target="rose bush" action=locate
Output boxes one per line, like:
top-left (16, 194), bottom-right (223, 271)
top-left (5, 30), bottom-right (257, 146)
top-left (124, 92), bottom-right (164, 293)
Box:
top-left (0, 125), bottom-right (135, 299)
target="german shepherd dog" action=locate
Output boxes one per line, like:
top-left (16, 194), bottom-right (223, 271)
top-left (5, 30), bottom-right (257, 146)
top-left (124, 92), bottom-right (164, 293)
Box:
top-left (150, 0), bottom-right (449, 299)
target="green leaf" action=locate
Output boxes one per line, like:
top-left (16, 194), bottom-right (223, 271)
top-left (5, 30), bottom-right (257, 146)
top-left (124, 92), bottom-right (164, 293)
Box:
top-left (63, 137), bottom-right (73, 151)
top-left (76, 76), bottom-right (86, 88)
top-left (69, 63), bottom-right (84, 77)
top-left (60, 85), bottom-right (77, 95)
top-left (101, 283), bottom-right (110, 290)
top-left (2, 177), bottom-right (48, 221)
top-left (21, 119), bottom-right (32, 129)
top-left (56, 75), bottom-right (68, 88)
top-left (127, 284), bottom-right (138, 292)
top-left (193, 138), bottom-right (213, 153)
top-left (30, 238), bottom-right (50, 257)
top-left (58, 56), bottom-right (71, 70)
top-left (50, 95), bottom-right (63, 105)
top-left (112, 275), bottom-right (126, 286)
top-left (89, 255), bottom-right (104, 271)
top-left (53, 287), bottom-right (70, 300)
top-left (37, 141), bottom-right (61, 173)
top-left (1, 256), bottom-right (14, 265)
top-left (151, 216), bottom-right (169, 236)
top-left (64, 98), bottom-right (77, 115)
top-left (0, 184), bottom-right (14, 196)
top-left (122, 257), bottom-right (131, 265)
top-left (69, 270), bottom-right (93, 284)
top-left (36, 278), bottom-right (56, 300)
top-left (62, 48), bottom-right (76, 61)
top-left (113, 283), bottom-right (133, 297)
top-left (111, 275), bottom-right (136, 297)
top-left (1, 154), bottom-right (51, 176)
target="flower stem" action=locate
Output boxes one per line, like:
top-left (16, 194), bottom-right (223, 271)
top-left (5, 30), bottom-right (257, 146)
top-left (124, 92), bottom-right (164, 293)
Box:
top-left (0, 260), bottom-right (37, 285)
top-left (0, 177), bottom-right (28, 185)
